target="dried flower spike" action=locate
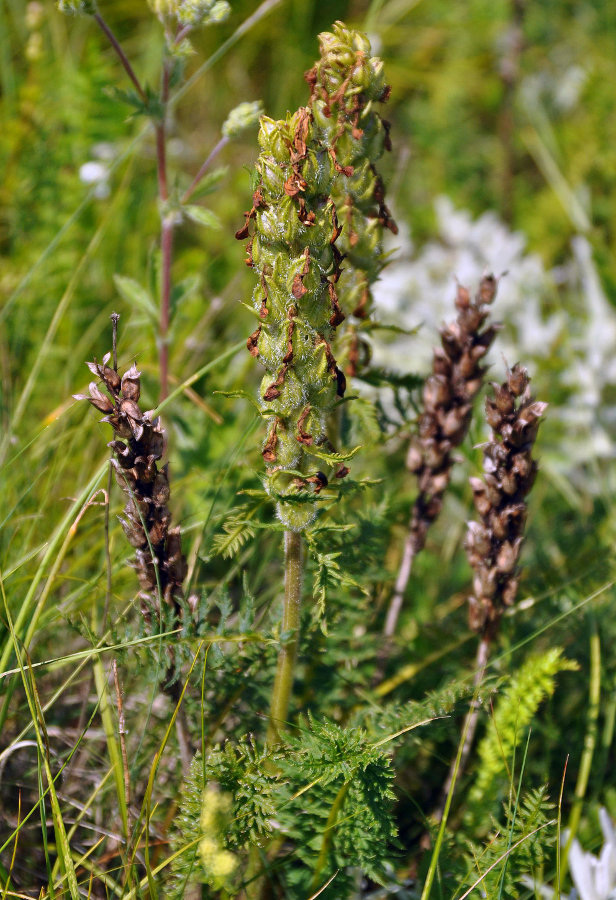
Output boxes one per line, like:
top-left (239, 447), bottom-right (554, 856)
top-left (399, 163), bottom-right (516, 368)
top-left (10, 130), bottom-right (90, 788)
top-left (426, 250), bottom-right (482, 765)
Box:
top-left (75, 356), bottom-right (187, 646)
top-left (407, 275), bottom-right (501, 551)
top-left (383, 275), bottom-right (499, 638)
top-left (465, 363), bottom-right (547, 639)
top-left (306, 21), bottom-right (397, 373)
top-left (237, 108), bottom-right (351, 530)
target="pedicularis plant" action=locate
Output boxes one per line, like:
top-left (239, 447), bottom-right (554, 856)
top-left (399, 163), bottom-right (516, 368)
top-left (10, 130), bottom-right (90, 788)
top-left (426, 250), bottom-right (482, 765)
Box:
top-left (5, 4), bottom-right (576, 898)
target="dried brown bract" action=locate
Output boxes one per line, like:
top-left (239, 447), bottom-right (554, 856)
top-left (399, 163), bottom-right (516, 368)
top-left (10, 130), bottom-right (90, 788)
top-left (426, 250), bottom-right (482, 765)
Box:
top-left (465, 364), bottom-right (547, 639)
top-left (406, 274), bottom-right (501, 554)
top-left (75, 354), bottom-right (187, 638)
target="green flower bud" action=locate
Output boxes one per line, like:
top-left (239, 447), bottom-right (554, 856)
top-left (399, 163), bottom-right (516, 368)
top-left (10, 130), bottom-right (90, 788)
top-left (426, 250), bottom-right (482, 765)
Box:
top-left (305, 21), bottom-right (397, 374)
top-left (222, 100), bottom-right (264, 139)
top-left (237, 108), bottom-right (349, 530)
top-left (151, 0), bottom-right (230, 27)
top-left (57, 0), bottom-right (96, 14)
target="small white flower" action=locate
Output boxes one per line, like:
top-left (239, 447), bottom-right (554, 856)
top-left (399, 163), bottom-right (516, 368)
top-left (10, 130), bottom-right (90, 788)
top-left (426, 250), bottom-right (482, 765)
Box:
top-left (79, 161), bottom-right (110, 198)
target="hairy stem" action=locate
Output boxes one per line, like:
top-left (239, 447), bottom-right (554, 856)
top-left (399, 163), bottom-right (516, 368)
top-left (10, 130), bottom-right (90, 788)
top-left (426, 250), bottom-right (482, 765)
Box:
top-left (266, 531), bottom-right (303, 747)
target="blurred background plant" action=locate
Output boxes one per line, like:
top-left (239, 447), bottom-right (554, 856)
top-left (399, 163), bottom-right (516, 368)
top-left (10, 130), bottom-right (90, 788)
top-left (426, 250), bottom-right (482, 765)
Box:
top-left (1, 0), bottom-right (615, 897)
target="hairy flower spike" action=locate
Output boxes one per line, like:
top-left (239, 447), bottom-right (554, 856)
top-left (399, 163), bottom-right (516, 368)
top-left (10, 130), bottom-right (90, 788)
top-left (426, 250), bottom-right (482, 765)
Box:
top-left (306, 21), bottom-right (397, 373)
top-left (407, 275), bottom-right (500, 555)
top-left (76, 356), bottom-right (188, 668)
top-left (465, 364), bottom-right (547, 639)
top-left (238, 109), bottom-right (350, 530)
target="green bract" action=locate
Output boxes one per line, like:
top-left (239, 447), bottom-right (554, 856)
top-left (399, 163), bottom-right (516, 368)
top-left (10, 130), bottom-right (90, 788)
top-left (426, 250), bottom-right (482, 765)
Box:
top-left (237, 109), bottom-right (349, 530)
top-left (306, 22), bottom-right (397, 372)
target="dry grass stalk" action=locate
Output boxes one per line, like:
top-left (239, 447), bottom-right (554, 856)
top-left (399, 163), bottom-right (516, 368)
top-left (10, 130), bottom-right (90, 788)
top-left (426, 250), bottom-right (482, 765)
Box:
top-left (383, 275), bottom-right (500, 638)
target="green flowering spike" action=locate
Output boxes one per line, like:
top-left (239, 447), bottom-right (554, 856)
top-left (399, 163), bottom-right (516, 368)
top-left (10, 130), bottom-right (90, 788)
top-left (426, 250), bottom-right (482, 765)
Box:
top-left (222, 100), bottom-right (264, 139)
top-left (306, 21), bottom-right (397, 374)
top-left (237, 108), bottom-right (350, 530)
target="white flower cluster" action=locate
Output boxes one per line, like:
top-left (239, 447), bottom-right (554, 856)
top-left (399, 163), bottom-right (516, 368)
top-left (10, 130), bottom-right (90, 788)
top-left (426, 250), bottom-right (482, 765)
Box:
top-left (371, 197), bottom-right (616, 475)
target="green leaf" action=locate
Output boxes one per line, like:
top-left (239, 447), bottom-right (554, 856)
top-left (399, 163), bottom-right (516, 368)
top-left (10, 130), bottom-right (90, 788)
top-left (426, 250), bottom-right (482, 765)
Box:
top-left (113, 274), bottom-right (158, 321)
top-left (187, 166), bottom-right (229, 200)
top-left (307, 444), bottom-right (362, 464)
top-left (183, 205), bottom-right (222, 229)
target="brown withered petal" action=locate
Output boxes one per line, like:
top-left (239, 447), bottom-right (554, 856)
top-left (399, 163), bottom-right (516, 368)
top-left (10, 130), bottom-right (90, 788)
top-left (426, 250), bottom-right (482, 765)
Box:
top-left (121, 364), bottom-right (141, 402)
top-left (120, 398), bottom-right (143, 422)
top-left (507, 364), bottom-right (529, 396)
top-left (119, 517), bottom-right (147, 549)
top-left (151, 470), bottom-right (171, 507)
top-left (87, 383), bottom-right (114, 414)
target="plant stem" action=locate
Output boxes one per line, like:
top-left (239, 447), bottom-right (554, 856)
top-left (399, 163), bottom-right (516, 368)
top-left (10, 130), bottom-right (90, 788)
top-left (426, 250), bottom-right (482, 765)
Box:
top-left (383, 523), bottom-right (416, 638)
top-left (156, 59), bottom-right (173, 402)
top-left (94, 13), bottom-right (148, 106)
top-left (433, 635), bottom-right (490, 826)
top-left (181, 135), bottom-right (229, 204)
top-left (560, 617), bottom-right (600, 889)
top-left (266, 531), bottom-right (303, 747)
top-left (94, 13), bottom-right (175, 402)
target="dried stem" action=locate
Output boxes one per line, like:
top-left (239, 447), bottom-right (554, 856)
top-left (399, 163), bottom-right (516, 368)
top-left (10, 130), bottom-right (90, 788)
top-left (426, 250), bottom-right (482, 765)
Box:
top-left (112, 659), bottom-right (132, 817)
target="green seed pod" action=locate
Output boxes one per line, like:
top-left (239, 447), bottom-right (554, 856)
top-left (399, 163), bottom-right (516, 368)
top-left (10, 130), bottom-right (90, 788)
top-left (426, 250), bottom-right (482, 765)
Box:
top-left (306, 21), bottom-right (398, 373)
top-left (237, 109), bottom-right (348, 530)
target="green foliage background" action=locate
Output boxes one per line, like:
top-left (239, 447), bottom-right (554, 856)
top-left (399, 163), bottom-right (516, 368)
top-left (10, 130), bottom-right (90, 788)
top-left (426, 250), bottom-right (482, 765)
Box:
top-left (1, 0), bottom-right (615, 897)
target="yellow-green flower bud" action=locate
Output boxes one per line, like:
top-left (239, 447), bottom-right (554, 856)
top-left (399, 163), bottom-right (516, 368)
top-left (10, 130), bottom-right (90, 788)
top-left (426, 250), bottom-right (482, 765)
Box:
top-left (237, 107), bottom-right (350, 530)
top-left (198, 785), bottom-right (238, 891)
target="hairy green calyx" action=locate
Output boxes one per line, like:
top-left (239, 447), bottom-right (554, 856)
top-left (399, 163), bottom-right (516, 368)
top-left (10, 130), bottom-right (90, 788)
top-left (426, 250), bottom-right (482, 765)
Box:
top-left (306, 21), bottom-right (397, 373)
top-left (237, 108), bottom-right (350, 530)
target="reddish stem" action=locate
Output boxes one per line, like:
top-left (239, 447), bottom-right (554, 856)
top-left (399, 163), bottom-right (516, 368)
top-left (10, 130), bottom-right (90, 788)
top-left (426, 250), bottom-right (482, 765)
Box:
top-left (156, 60), bottom-right (172, 401)
top-left (94, 13), bottom-right (148, 106)
top-left (181, 135), bottom-right (229, 204)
